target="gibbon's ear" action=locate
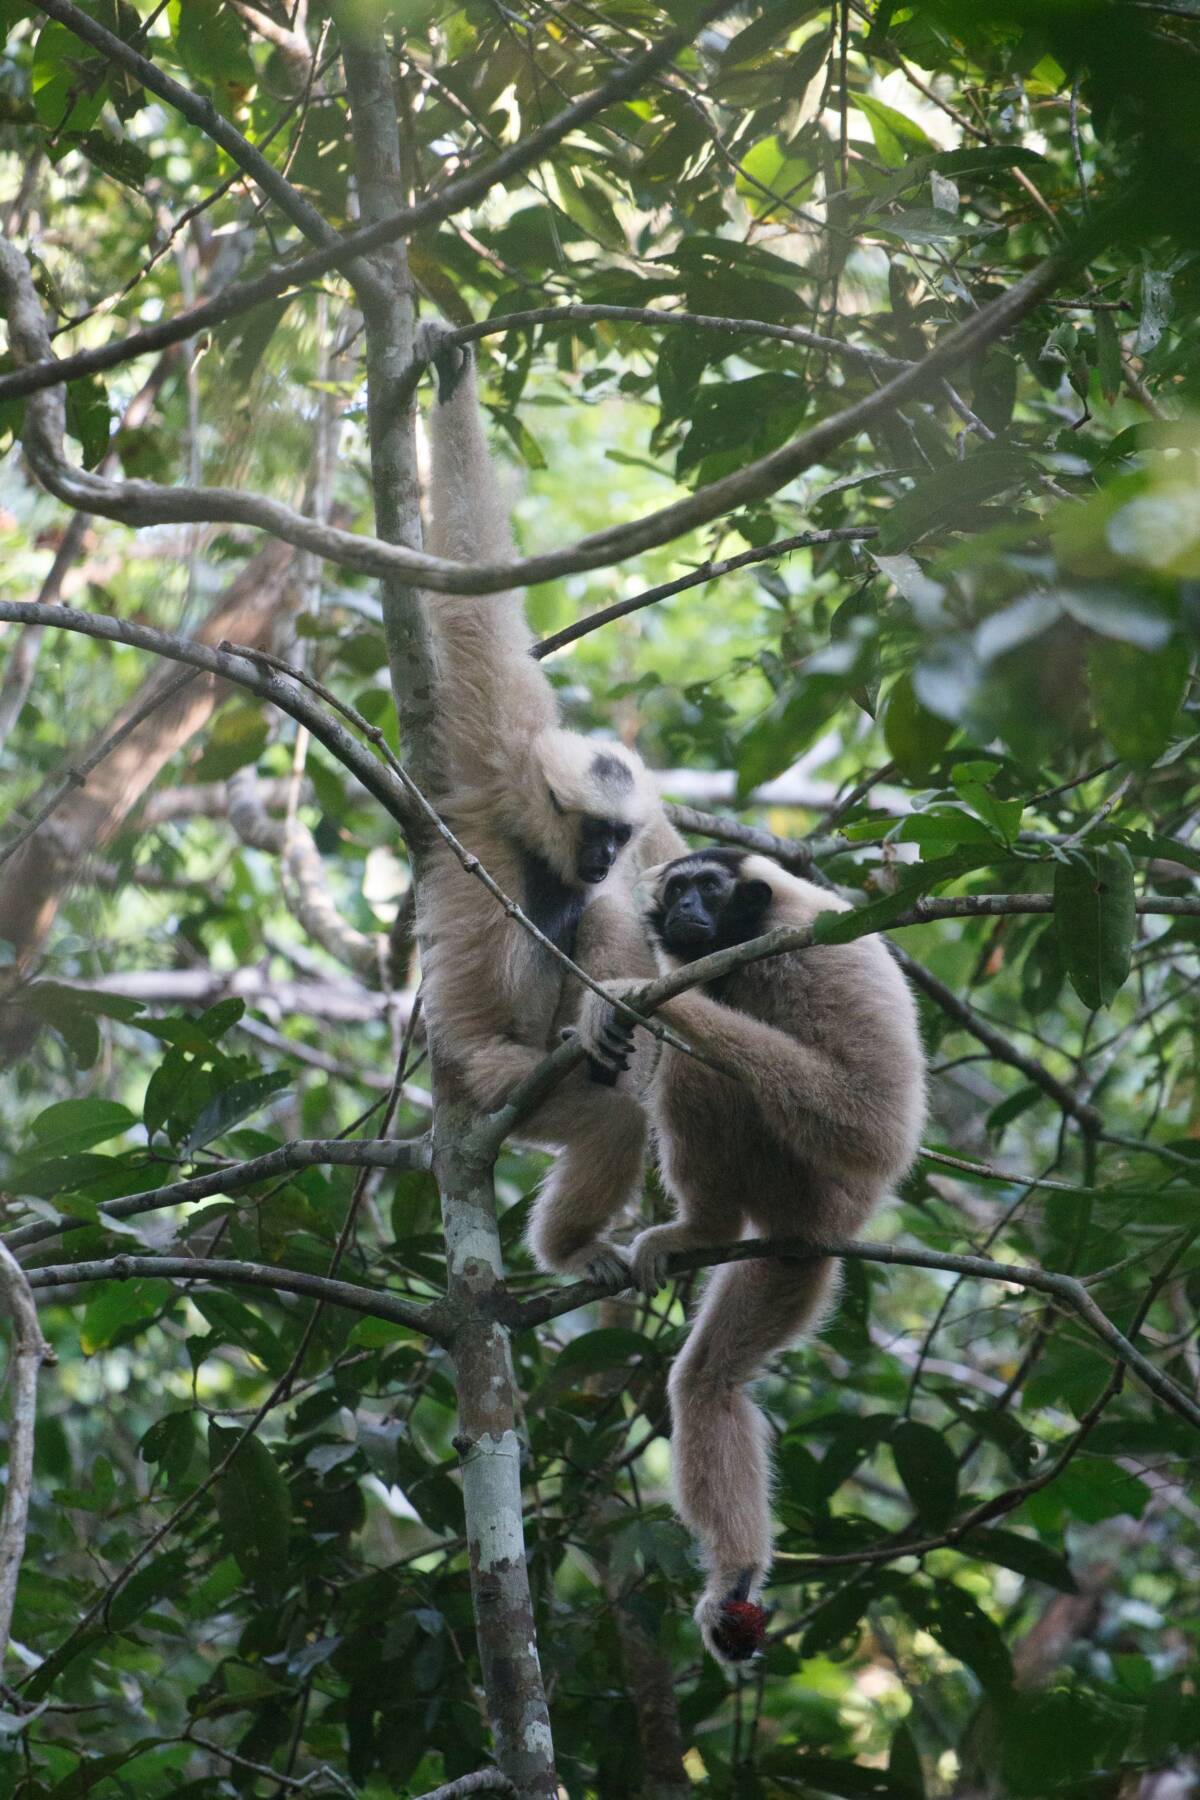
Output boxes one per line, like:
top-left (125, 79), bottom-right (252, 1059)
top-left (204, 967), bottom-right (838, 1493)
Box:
top-left (742, 878), bottom-right (773, 910)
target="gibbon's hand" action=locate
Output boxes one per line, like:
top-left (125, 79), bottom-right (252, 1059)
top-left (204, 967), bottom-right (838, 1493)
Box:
top-left (569, 979), bottom-right (643, 1087)
top-left (413, 318), bottom-right (471, 402)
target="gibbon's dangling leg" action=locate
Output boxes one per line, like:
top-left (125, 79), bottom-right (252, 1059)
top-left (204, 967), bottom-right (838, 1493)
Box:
top-left (412, 321), bottom-right (684, 1279)
top-left (669, 1252), bottom-right (838, 1663)
top-left (573, 847), bottom-right (926, 1664)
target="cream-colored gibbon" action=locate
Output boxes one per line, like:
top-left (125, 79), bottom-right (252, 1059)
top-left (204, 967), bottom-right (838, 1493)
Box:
top-left (413, 321), bottom-right (684, 1280)
top-left (575, 848), bottom-right (926, 1665)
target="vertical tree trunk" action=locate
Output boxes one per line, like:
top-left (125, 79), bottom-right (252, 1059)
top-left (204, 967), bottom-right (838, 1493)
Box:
top-left (335, 13), bottom-right (557, 1794)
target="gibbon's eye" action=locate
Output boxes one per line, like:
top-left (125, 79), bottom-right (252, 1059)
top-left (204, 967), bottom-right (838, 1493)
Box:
top-left (699, 875), bottom-right (723, 898)
top-left (664, 877), bottom-right (685, 906)
top-left (613, 823), bottom-right (633, 847)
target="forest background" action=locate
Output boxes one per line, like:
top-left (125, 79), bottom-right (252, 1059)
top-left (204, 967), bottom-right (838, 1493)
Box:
top-left (0, 1), bottom-right (1199, 1797)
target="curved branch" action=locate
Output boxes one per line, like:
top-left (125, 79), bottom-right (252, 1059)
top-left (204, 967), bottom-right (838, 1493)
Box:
top-left (0, 5), bottom-right (726, 405)
top-left (0, 599), bottom-right (415, 828)
top-left (1, 197), bottom-right (1133, 592)
top-left (507, 1236), bottom-right (1200, 1432)
top-left (414, 303), bottom-right (909, 374)
top-left (5, 1136), bottom-right (431, 1256)
top-left (27, 1251), bottom-right (445, 1340)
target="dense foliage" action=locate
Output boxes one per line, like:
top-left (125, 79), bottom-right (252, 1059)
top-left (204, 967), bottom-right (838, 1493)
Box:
top-left (1, 2), bottom-right (1199, 1797)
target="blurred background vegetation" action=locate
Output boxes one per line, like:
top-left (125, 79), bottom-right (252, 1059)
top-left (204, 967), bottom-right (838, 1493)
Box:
top-left (1, 0), bottom-right (1199, 1795)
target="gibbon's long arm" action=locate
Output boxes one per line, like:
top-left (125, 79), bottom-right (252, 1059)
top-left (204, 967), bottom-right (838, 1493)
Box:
top-left (656, 986), bottom-right (906, 1179)
top-left (420, 327), bottom-right (559, 793)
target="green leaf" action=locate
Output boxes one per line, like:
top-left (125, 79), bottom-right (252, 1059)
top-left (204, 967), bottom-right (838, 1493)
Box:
top-left (962, 1527), bottom-right (1077, 1594)
top-left (191, 704), bottom-right (268, 782)
top-left (210, 1422), bottom-right (291, 1602)
top-left (194, 1290), bottom-right (288, 1373)
top-left (196, 997), bottom-right (246, 1041)
top-left (853, 93), bottom-right (934, 166)
top-left (139, 1412), bottom-right (197, 1486)
top-left (1087, 637), bottom-right (1191, 765)
top-left (31, 20), bottom-right (107, 134)
top-left (80, 1279), bottom-right (174, 1354)
top-left (888, 1723), bottom-right (926, 1799)
top-left (64, 373), bottom-right (110, 469)
top-left (173, 0), bottom-right (254, 114)
top-left (883, 673), bottom-right (953, 778)
top-left (29, 1098), bottom-right (136, 1156)
top-left (183, 1070), bottom-right (291, 1151)
top-left (878, 450), bottom-right (1033, 552)
top-left (781, 1756), bottom-right (915, 1798)
top-left (891, 1419), bottom-right (958, 1531)
top-left (799, 1579), bottom-right (875, 1658)
top-left (899, 1578), bottom-right (1013, 1696)
top-left (1053, 843), bottom-right (1135, 1010)
top-left (950, 761), bottom-right (1023, 843)
top-left (107, 1548), bottom-right (191, 1632)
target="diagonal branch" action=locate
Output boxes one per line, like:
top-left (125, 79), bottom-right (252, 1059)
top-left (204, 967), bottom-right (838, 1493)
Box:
top-left (506, 1236), bottom-right (1200, 1433)
top-left (4, 1136), bottom-right (430, 1257)
top-left (483, 890), bottom-right (1200, 1141)
top-left (0, 5), bottom-right (728, 406)
top-left (25, 1252), bottom-right (447, 1341)
top-left (29, 0), bottom-right (337, 255)
top-left (0, 197), bottom-right (1136, 592)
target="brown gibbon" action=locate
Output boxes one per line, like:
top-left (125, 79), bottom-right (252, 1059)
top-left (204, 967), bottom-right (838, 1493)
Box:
top-left (413, 320), bottom-right (684, 1282)
top-left (575, 847), bottom-right (926, 1665)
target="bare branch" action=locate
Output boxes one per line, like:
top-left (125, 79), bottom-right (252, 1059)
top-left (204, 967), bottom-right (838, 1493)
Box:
top-left (0, 5), bottom-right (727, 406)
top-left (507, 1236), bottom-right (1200, 1432)
top-left (890, 943), bottom-right (1102, 1133)
top-left (0, 600), bottom-right (415, 829)
top-left (4, 1136), bottom-right (430, 1257)
top-left (61, 965), bottom-right (403, 1022)
top-left (533, 527), bottom-right (876, 658)
top-left (0, 669), bottom-right (199, 869)
top-left (415, 302), bottom-right (908, 377)
top-left (664, 802), bottom-right (852, 873)
top-left (0, 198), bottom-right (1135, 592)
top-left (413, 1773), bottom-right (517, 1800)
top-left (0, 1245), bottom-right (53, 1666)
top-left (483, 889), bottom-right (1199, 1141)
top-left (26, 1252), bottom-right (446, 1342)
top-left (139, 775), bottom-right (312, 826)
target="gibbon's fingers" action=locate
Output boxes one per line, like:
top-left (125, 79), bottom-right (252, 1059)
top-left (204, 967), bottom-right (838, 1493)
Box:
top-left (584, 1244), bottom-right (634, 1292)
top-left (413, 318), bottom-right (470, 400)
top-left (628, 1225), bottom-right (676, 1297)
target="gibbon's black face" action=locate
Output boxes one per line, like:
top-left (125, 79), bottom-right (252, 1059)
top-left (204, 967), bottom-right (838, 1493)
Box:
top-left (651, 850), bottom-right (773, 960)
top-left (576, 813), bottom-right (634, 885)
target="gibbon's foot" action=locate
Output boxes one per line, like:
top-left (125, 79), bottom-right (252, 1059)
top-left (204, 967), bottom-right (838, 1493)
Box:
top-left (583, 1242), bottom-right (634, 1292)
top-left (573, 981), bottom-right (641, 1087)
top-left (697, 1570), bottom-right (768, 1668)
top-left (627, 1222), bottom-right (695, 1296)
top-left (413, 319), bottom-right (471, 402)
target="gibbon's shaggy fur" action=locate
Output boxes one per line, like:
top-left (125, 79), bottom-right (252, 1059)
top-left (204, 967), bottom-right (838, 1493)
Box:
top-left (576, 848), bottom-right (926, 1665)
top-left (413, 321), bottom-right (683, 1279)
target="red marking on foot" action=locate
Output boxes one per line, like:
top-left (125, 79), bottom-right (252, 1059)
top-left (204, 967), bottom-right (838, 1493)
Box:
top-left (712, 1599), bottom-right (767, 1662)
